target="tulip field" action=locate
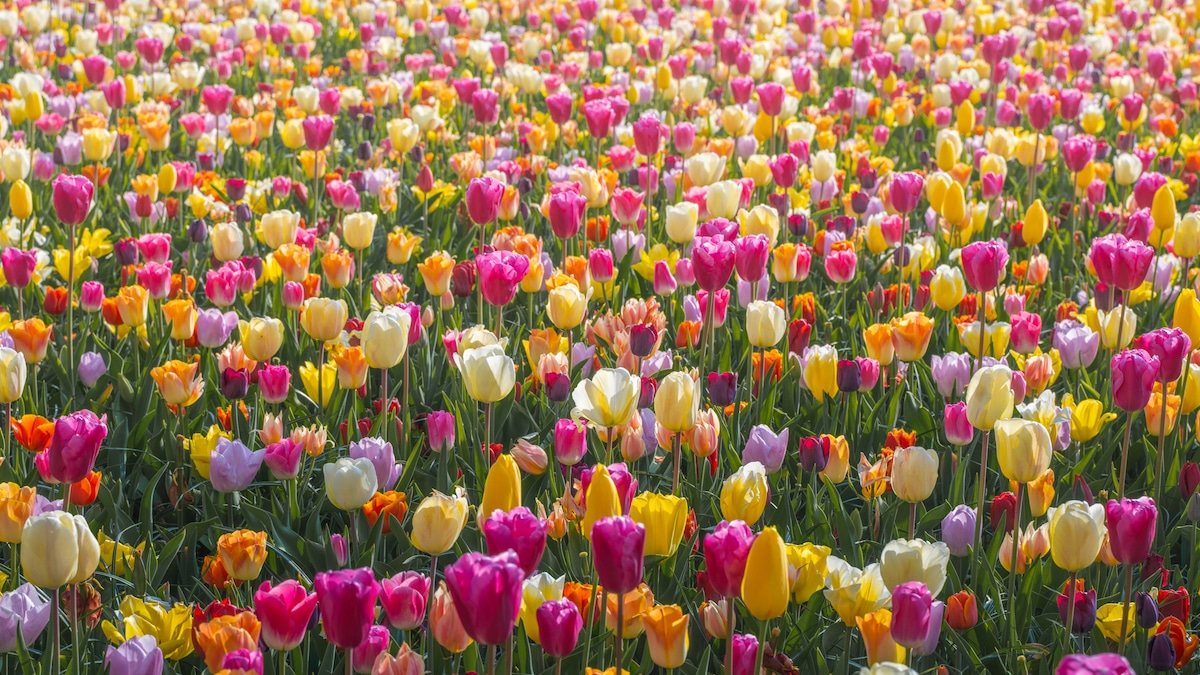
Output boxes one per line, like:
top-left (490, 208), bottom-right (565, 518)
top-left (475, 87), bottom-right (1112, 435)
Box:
top-left (3, 0), bottom-right (1200, 673)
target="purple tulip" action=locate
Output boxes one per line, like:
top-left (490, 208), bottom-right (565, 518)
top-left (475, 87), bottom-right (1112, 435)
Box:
top-left (941, 504), bottom-right (977, 557)
top-left (0, 583), bottom-right (51, 653)
top-left (195, 309), bottom-right (239, 348)
top-left (742, 425), bottom-right (788, 474)
top-left (348, 437), bottom-right (400, 492)
top-left (209, 438), bottom-right (265, 493)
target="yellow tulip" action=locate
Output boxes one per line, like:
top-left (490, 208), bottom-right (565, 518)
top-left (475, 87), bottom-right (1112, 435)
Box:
top-left (478, 455), bottom-right (522, 526)
top-left (1173, 289), bottom-right (1200, 346)
top-left (959, 321), bottom-right (1011, 359)
top-left (360, 307), bottom-right (411, 370)
top-left (878, 538), bottom-right (949, 595)
top-left (82, 128), bottom-right (116, 162)
top-left (803, 345), bottom-right (838, 402)
top-left (1096, 602), bottom-right (1136, 643)
top-left (1023, 199), bottom-right (1048, 246)
top-left (1047, 500), bottom-right (1105, 572)
top-left (785, 542), bottom-right (831, 603)
top-left (824, 558), bottom-right (891, 626)
top-left (1177, 212), bottom-right (1200, 259)
top-left (260, 210), bottom-right (301, 250)
top-left (21, 511), bottom-right (99, 588)
top-left (300, 298), bottom-right (348, 342)
top-left (547, 284), bottom-right (587, 330)
top-left (299, 361), bottom-right (336, 408)
top-left (929, 265), bottom-right (965, 311)
top-left (188, 424), bottom-right (230, 480)
top-left (1061, 395), bottom-right (1116, 442)
top-left (98, 531), bottom-right (145, 576)
top-left (940, 181), bottom-right (966, 225)
top-left (654, 372), bottom-right (700, 434)
top-left (1151, 184), bottom-right (1177, 247)
top-left (0, 482), bottom-right (35, 543)
top-left (890, 447), bottom-right (938, 503)
top-left (719, 462), bottom-right (769, 526)
top-left (747, 301), bottom-right (786, 348)
top-left (410, 490), bottom-right (469, 555)
top-left (994, 418), bottom-right (1053, 483)
top-left (572, 367), bottom-right (639, 430)
top-left (455, 345), bottom-right (516, 404)
top-left (9, 179), bottom-right (31, 220)
top-left (101, 595), bottom-right (195, 660)
top-left (630, 492), bottom-right (688, 558)
top-left (964, 364), bottom-right (1014, 430)
top-left (238, 318), bottom-right (284, 362)
top-left (741, 526), bottom-right (789, 620)
top-left (582, 464), bottom-right (622, 539)
top-left (0, 347), bottom-right (26, 404)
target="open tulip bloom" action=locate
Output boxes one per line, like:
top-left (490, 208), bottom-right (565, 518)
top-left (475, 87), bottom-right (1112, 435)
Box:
top-left (4, 2), bottom-right (1200, 675)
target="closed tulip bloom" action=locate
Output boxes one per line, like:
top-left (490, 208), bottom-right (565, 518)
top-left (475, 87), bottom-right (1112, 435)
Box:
top-left (747, 300), bottom-right (786, 347)
top-left (644, 604), bottom-right (689, 668)
top-left (741, 526), bottom-right (789, 620)
top-left (372, 643), bottom-right (424, 675)
top-left (314, 567), bottom-right (380, 650)
top-left (444, 551), bottom-right (525, 645)
top-left (630, 493), bottom-right (688, 558)
top-left (476, 250), bottom-right (530, 307)
top-left (261, 210), bottom-right (301, 249)
top-left (581, 464), bottom-right (622, 539)
top-left (537, 598), bottom-right (583, 658)
top-left (573, 367), bottom-right (639, 430)
top-left (301, 298), bottom-right (348, 342)
top-left (994, 418), bottom-right (1053, 483)
top-left (803, 344), bottom-right (839, 402)
top-left (742, 425), bottom-right (789, 474)
top-left (9, 180), bottom-right (31, 220)
top-left (1054, 321), bottom-right (1100, 369)
top-left (929, 265), bottom-right (965, 311)
top-left (360, 308), bottom-right (412, 370)
top-left (379, 572), bottom-right (430, 632)
top-left (654, 371), bottom-right (700, 433)
top-left (342, 212), bottom-right (378, 250)
top-left (1047, 501), bottom-right (1106, 572)
top-left (484, 506), bottom-right (548, 577)
top-left (1111, 349), bottom-right (1160, 412)
top-left (547, 283), bottom-right (587, 330)
top-left (1090, 234), bottom-right (1154, 291)
top-left (1097, 308), bottom-right (1138, 351)
top-left (217, 529), bottom-right (267, 581)
top-left (965, 365), bottom-right (1014, 430)
top-left (959, 321), bottom-right (1012, 359)
top-left (323, 457), bottom-right (379, 511)
top-left (890, 581), bottom-right (933, 649)
top-left (411, 490), bottom-right (469, 555)
top-left (959, 240), bottom-right (1009, 292)
top-left (254, 580), bottom-right (318, 651)
top-left (22, 511), bottom-right (99, 588)
top-left (103, 634), bottom-right (163, 675)
top-left (940, 505), bottom-right (977, 557)
top-left (1137, 328), bottom-right (1191, 382)
top-left (430, 582), bottom-right (473, 653)
top-left (879, 538), bottom-right (950, 596)
top-left (48, 410), bottom-right (107, 484)
top-left (239, 318), bottom-right (284, 362)
top-left (455, 345), bottom-right (516, 404)
top-left (1105, 497), bottom-right (1157, 564)
top-left (0, 348), bottom-right (26, 404)
top-left (890, 312), bottom-right (934, 362)
top-left (1023, 199), bottom-right (1049, 246)
top-left (692, 237), bottom-right (736, 292)
top-left (478, 454), bottom-right (522, 527)
top-left (1177, 212), bottom-right (1200, 258)
top-left (864, 324), bottom-right (895, 366)
top-left (591, 516), bottom-right (645, 594)
top-left (1056, 654), bottom-right (1134, 675)
top-left (720, 462), bottom-right (770, 526)
top-left (52, 173), bottom-right (95, 225)
top-left (665, 202), bottom-right (699, 243)
top-left (0, 483), bottom-right (35, 544)
top-left (891, 447), bottom-right (938, 503)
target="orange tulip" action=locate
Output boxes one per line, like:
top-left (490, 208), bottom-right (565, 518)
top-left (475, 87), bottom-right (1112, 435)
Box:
top-left (217, 530), bottom-right (267, 582)
top-left (605, 583), bottom-right (655, 639)
top-left (563, 581), bottom-right (604, 623)
top-left (0, 482), bottom-right (36, 543)
top-left (69, 471), bottom-right (102, 507)
top-left (194, 611), bottom-right (261, 672)
top-left (8, 318), bottom-right (53, 363)
top-left (1157, 617), bottom-right (1199, 668)
top-left (417, 252), bottom-right (455, 296)
top-left (430, 582), bottom-right (473, 653)
top-left (11, 414), bottom-right (53, 453)
top-left (331, 345), bottom-right (368, 389)
top-left (387, 229), bottom-right (422, 265)
top-left (150, 359), bottom-right (205, 407)
top-left (115, 285), bottom-right (149, 327)
top-left (363, 491), bottom-right (409, 533)
top-left (889, 312), bottom-right (934, 362)
top-left (161, 299), bottom-right (198, 341)
top-left (320, 248), bottom-right (355, 289)
top-left (857, 608), bottom-right (905, 665)
top-left (273, 244), bottom-right (311, 283)
top-left (202, 554), bottom-right (232, 588)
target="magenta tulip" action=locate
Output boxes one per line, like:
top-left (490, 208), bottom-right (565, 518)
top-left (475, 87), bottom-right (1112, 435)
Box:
top-left (301, 115), bottom-right (335, 151)
top-left (52, 174), bottom-right (95, 226)
top-left (590, 516), bottom-right (645, 595)
top-left (1110, 349), bottom-right (1160, 413)
top-left (443, 551), bottom-right (525, 646)
top-left (427, 411), bottom-right (456, 452)
top-left (47, 410), bottom-right (108, 484)
top-left (960, 240), bottom-right (1010, 292)
top-left (734, 234), bottom-right (770, 283)
top-left (313, 567), bottom-right (380, 649)
top-left (351, 625), bottom-right (390, 674)
top-left (475, 250), bottom-right (529, 307)
top-left (553, 419), bottom-right (588, 466)
top-left (1, 248), bottom-right (36, 289)
top-left (1089, 234), bottom-right (1155, 291)
top-left (703, 520), bottom-right (756, 599)
top-left (1105, 497), bottom-right (1157, 565)
top-left (483, 506), bottom-right (549, 577)
top-left (257, 364), bottom-right (292, 404)
top-left (546, 189), bottom-right (588, 240)
top-left (889, 171), bottom-right (925, 213)
top-left (890, 581), bottom-right (933, 648)
top-left (254, 580), bottom-right (318, 651)
top-left (465, 176), bottom-right (505, 225)
top-left (1136, 328), bottom-right (1191, 382)
top-left (693, 236), bottom-right (736, 292)
top-left (536, 598), bottom-right (583, 658)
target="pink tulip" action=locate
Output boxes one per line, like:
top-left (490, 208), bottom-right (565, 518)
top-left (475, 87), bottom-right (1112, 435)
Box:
top-left (52, 174), bottom-right (95, 226)
top-left (47, 410), bottom-right (107, 484)
top-left (302, 115), bottom-right (335, 151)
top-left (589, 248), bottom-right (614, 283)
top-left (313, 568), bottom-right (380, 650)
top-left (610, 188), bottom-right (645, 227)
top-left (632, 112), bottom-right (665, 157)
top-left (475, 250), bottom-right (529, 307)
top-left (1062, 136), bottom-right (1096, 173)
top-left (547, 189), bottom-right (587, 240)
top-left (756, 82), bottom-right (785, 116)
top-left (653, 260), bottom-right (677, 295)
top-left (201, 84), bottom-right (234, 115)
top-left (263, 438), bottom-right (304, 480)
top-left (824, 246), bottom-right (857, 283)
top-left (80, 281), bottom-right (105, 312)
top-left (1, 248), bottom-right (36, 289)
top-left (380, 572), bottom-right (430, 631)
top-left (325, 180), bottom-right (360, 211)
top-left (1110, 349), bottom-right (1160, 413)
top-left (465, 176), bottom-right (505, 225)
top-left (537, 599), bottom-right (583, 658)
top-left (703, 520), bottom-right (756, 599)
top-left (553, 418), bottom-right (587, 466)
top-left (591, 516), bottom-right (645, 594)
top-left (693, 237), bottom-right (736, 292)
top-left (483, 506), bottom-right (549, 577)
top-left (1137, 327), bottom-right (1191, 382)
top-left (1027, 93), bottom-right (1055, 131)
top-left (318, 87), bottom-right (341, 116)
top-left (1009, 312), bottom-right (1042, 354)
top-left (891, 581), bottom-right (933, 648)
top-left (769, 154), bottom-right (799, 189)
top-left (734, 234), bottom-right (770, 283)
top-left (443, 551), bottom-right (525, 645)
top-left (1105, 497), bottom-right (1157, 564)
top-left (581, 99), bottom-right (615, 140)
top-left (426, 411), bottom-right (455, 452)
top-left (545, 93), bottom-right (573, 125)
top-left (254, 580), bottom-right (318, 651)
top-left (471, 89), bottom-right (500, 125)
top-left (351, 625), bottom-right (390, 674)
top-left (960, 240), bottom-right (1009, 292)
top-left (1089, 234), bottom-right (1154, 291)
top-left (137, 262), bottom-right (172, 300)
top-left (258, 364), bottom-right (292, 404)
top-left (944, 402), bottom-right (975, 446)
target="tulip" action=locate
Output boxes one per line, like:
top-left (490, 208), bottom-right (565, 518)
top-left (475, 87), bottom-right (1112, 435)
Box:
top-left (940, 505), bottom-right (976, 557)
top-left (960, 240), bottom-right (1009, 292)
top-left (47, 410), bottom-right (107, 484)
top-left (0, 348), bottom-right (27, 404)
top-left (373, 643), bottom-right (424, 675)
top-left (746, 300), bottom-right (786, 348)
top-left (349, 625), bottom-right (390, 674)
top-left (591, 516), bottom-right (645, 595)
top-left (254, 580), bottom-right (318, 651)
top-left (360, 308), bottom-right (411, 370)
top-left (301, 297), bottom-right (349, 342)
top-left (314, 568), bottom-right (379, 650)
top-left (1057, 579), bottom-right (1099, 636)
top-left (323, 458), bottom-right (378, 511)
top-left (719, 462), bottom-right (770, 526)
top-left (476, 250), bottom-right (529, 307)
top-left (217, 529), bottom-right (267, 581)
top-left (537, 598), bottom-right (583, 658)
top-left (929, 265), bottom-right (966, 311)
top-left (429, 581), bottom-right (473, 653)
top-left (802, 344), bottom-right (839, 402)
top-left (741, 526), bottom-right (789, 620)
top-left (443, 551), bottom-right (525, 646)
top-left (1048, 501), bottom-right (1106, 572)
top-left (209, 439), bottom-right (265, 493)
top-left (239, 318), bottom-right (284, 362)
top-left (890, 582), bottom-right (932, 649)
top-left (0, 583), bottom-right (51, 653)
top-left (891, 447), bottom-right (938, 506)
top-left (51, 173), bottom-right (95, 225)
top-left (380, 572), bottom-right (430, 631)
top-left (643, 604), bottom-right (689, 668)
top-left (572, 368), bottom-right (639, 432)
top-left (348, 438), bottom-right (399, 493)
top-left (1056, 654), bottom-right (1134, 675)
top-left (1111, 349), bottom-right (1159, 413)
top-left (654, 371), bottom-right (699, 434)
top-left (483, 506), bottom-right (548, 577)
top-left (890, 312), bottom-right (934, 362)
top-left (878, 538), bottom-right (949, 596)
top-left (965, 365), bottom-right (1014, 430)
top-left (1105, 498), bottom-right (1156, 565)
top-left (410, 490), bottom-right (468, 556)
top-left (21, 511), bottom-right (99, 588)
top-left (478, 454), bottom-right (522, 527)
top-left (455, 345), bottom-right (516, 404)
top-left (150, 360), bottom-right (205, 408)
top-left (630, 492), bottom-right (688, 558)
top-left (742, 425), bottom-right (788, 474)
top-left (1090, 234), bottom-right (1154, 291)
top-left (994, 418), bottom-right (1053, 484)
